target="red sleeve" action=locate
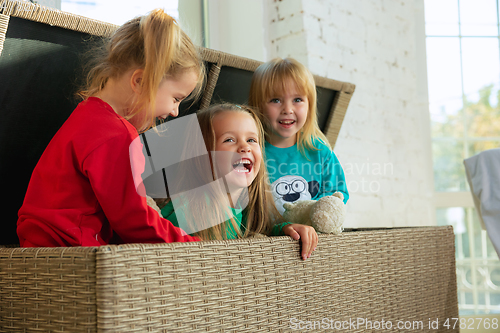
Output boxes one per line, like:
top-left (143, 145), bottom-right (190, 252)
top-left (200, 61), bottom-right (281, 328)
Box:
top-left (82, 133), bottom-right (200, 244)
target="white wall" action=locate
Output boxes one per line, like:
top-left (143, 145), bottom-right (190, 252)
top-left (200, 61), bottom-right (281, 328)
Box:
top-left (197, 0), bottom-right (435, 227)
top-left (206, 0), bottom-right (267, 62)
top-left (178, 0), bottom-right (204, 47)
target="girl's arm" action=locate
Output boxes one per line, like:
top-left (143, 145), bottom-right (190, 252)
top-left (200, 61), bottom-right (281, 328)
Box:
top-left (270, 222), bottom-right (318, 260)
top-left (83, 134), bottom-right (199, 244)
top-left (270, 221), bottom-right (293, 236)
top-left (282, 224), bottom-right (318, 261)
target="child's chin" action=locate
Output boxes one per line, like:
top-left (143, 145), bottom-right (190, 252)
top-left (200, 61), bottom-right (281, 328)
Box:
top-left (226, 172), bottom-right (254, 189)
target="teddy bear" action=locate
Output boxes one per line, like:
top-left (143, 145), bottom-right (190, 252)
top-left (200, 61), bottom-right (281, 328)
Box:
top-left (282, 192), bottom-right (346, 234)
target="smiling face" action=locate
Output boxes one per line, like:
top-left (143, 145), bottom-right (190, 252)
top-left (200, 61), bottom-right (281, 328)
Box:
top-left (263, 79), bottom-right (309, 148)
top-left (154, 70), bottom-right (198, 120)
top-left (212, 111), bottom-right (262, 194)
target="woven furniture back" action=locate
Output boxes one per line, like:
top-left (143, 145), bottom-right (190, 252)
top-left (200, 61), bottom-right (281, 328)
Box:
top-left (0, 247), bottom-right (97, 332)
top-left (1, 227), bottom-right (458, 332)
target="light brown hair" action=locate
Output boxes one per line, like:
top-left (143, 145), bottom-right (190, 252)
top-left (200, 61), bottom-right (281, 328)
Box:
top-left (193, 103), bottom-right (283, 240)
top-left (248, 58), bottom-right (331, 155)
top-left (78, 9), bottom-right (205, 132)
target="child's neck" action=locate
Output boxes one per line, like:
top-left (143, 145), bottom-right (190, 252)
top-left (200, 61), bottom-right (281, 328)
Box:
top-left (94, 69), bottom-right (137, 118)
top-left (268, 135), bottom-right (297, 148)
top-left (228, 188), bottom-right (244, 208)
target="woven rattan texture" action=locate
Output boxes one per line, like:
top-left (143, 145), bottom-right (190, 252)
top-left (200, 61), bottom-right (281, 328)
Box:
top-left (200, 63), bottom-right (221, 109)
top-left (95, 226), bottom-right (458, 333)
top-left (0, 247), bottom-right (98, 332)
top-left (0, 13), bottom-right (7, 56)
top-left (326, 91), bottom-right (352, 146)
top-left (0, 0), bottom-right (118, 36)
top-left (0, 228), bottom-right (457, 332)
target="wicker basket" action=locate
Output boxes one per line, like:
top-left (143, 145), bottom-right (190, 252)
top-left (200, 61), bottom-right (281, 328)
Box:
top-left (1, 227), bottom-right (458, 332)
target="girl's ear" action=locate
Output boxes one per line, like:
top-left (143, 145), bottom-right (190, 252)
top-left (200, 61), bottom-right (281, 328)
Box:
top-left (130, 69), bottom-right (144, 94)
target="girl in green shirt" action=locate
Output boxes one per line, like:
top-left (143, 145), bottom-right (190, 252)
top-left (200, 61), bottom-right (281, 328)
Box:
top-left (157, 104), bottom-right (318, 260)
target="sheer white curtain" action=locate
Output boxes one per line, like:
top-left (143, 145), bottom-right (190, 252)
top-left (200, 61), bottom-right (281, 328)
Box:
top-left (464, 149), bottom-right (500, 259)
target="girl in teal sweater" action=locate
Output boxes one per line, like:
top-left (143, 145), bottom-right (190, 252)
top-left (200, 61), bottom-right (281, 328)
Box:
top-left (248, 58), bottom-right (349, 216)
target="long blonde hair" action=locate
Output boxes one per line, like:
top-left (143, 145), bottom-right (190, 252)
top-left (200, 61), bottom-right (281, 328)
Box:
top-left (78, 9), bottom-right (205, 132)
top-left (157, 104), bottom-right (281, 240)
top-left (248, 58), bottom-right (330, 155)
top-left (194, 103), bottom-right (285, 240)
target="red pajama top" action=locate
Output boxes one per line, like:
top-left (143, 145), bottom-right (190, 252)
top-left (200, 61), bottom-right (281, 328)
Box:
top-left (17, 97), bottom-right (199, 247)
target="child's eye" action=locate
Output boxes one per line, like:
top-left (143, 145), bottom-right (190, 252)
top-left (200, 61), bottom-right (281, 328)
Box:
top-left (174, 97), bottom-right (181, 103)
top-left (248, 138), bottom-right (258, 143)
top-left (223, 138), bottom-right (235, 143)
top-left (269, 98), bottom-right (281, 104)
top-left (293, 97), bottom-right (303, 103)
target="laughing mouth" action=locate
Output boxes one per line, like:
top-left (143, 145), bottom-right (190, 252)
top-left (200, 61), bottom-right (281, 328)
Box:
top-left (232, 158), bottom-right (253, 173)
top-left (279, 120), bottom-right (296, 125)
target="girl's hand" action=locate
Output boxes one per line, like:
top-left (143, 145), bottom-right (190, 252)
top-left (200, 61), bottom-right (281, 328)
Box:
top-left (282, 224), bottom-right (318, 260)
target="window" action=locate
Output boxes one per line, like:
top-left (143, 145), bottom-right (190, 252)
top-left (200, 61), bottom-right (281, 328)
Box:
top-left (425, 0), bottom-right (500, 315)
top-left (437, 208), bottom-right (500, 314)
top-left (61, 0), bottom-right (179, 25)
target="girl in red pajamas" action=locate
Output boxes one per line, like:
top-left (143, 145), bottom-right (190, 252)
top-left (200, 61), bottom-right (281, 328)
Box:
top-left (17, 9), bottom-right (205, 247)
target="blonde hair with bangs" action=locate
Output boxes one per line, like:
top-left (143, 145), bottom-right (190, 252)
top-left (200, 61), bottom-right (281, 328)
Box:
top-left (78, 9), bottom-right (205, 133)
top-left (248, 58), bottom-right (331, 156)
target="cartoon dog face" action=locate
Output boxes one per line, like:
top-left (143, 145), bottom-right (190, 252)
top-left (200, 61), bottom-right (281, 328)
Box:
top-left (271, 175), bottom-right (319, 215)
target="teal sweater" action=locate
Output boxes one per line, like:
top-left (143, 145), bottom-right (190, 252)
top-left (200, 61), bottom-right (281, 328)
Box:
top-left (160, 200), bottom-right (291, 239)
top-left (264, 139), bottom-right (349, 216)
